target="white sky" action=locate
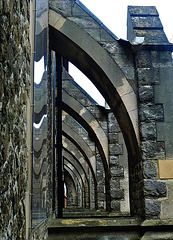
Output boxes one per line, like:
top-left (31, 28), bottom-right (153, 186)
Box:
top-left (69, 0), bottom-right (173, 106)
top-left (80, 0), bottom-right (173, 42)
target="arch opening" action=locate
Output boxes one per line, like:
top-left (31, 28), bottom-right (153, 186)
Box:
top-left (49, 12), bottom-right (142, 217)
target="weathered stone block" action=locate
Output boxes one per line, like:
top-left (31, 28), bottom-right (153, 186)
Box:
top-left (108, 112), bottom-right (116, 122)
top-left (151, 51), bottom-right (173, 68)
top-left (99, 121), bottom-right (107, 132)
top-left (97, 184), bottom-right (105, 193)
top-left (87, 105), bottom-right (104, 119)
top-left (120, 67), bottom-right (135, 81)
top-left (145, 199), bottom-right (161, 219)
top-left (98, 201), bottom-right (104, 209)
top-left (111, 189), bottom-right (124, 200)
top-left (110, 179), bottom-right (120, 189)
top-left (100, 42), bottom-right (125, 54)
top-left (144, 180), bottom-right (167, 198)
top-left (97, 180), bottom-right (105, 189)
top-left (97, 170), bottom-right (104, 178)
top-left (108, 133), bottom-right (118, 144)
top-left (108, 113), bottom-right (120, 133)
top-left (72, 3), bottom-right (89, 17)
top-left (143, 161), bottom-right (158, 179)
top-left (100, 28), bottom-right (115, 42)
top-left (109, 144), bottom-right (123, 155)
top-left (137, 68), bottom-right (154, 86)
top-left (96, 161), bottom-right (104, 171)
top-left (141, 140), bottom-right (165, 160)
top-left (68, 16), bottom-right (98, 29)
top-left (131, 16), bottom-right (162, 29)
top-left (140, 122), bottom-right (156, 140)
top-left (97, 192), bottom-right (105, 201)
top-left (111, 53), bottom-right (134, 68)
top-left (49, 0), bottom-right (72, 16)
top-left (111, 200), bottom-right (120, 211)
top-left (139, 86), bottom-right (154, 102)
top-left (84, 28), bottom-right (101, 42)
top-left (108, 122), bottom-right (120, 133)
top-left (134, 29), bottom-right (168, 45)
top-left (139, 104), bottom-right (164, 122)
top-left (111, 167), bottom-right (124, 179)
top-left (128, 6), bottom-right (159, 16)
top-left (109, 156), bottom-right (119, 166)
top-left (136, 51), bottom-right (152, 68)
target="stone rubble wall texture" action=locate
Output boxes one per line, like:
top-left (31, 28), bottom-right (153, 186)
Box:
top-left (0, 1), bottom-right (30, 239)
top-left (30, 221), bottom-right (48, 240)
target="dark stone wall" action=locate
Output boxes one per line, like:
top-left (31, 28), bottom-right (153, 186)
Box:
top-left (135, 49), bottom-right (168, 219)
top-left (108, 112), bottom-right (124, 211)
top-left (127, 6), bottom-right (172, 219)
top-left (0, 1), bottom-right (30, 239)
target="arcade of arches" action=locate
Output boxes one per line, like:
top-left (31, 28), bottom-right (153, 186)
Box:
top-left (1, 0), bottom-right (173, 239)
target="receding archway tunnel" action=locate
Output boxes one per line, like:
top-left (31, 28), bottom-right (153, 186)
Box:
top-left (50, 20), bottom-right (142, 216)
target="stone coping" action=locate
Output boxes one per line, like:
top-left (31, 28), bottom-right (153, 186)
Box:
top-left (48, 217), bottom-right (141, 228)
top-left (48, 217), bottom-right (173, 229)
top-left (75, 0), bottom-right (119, 40)
top-left (142, 219), bottom-right (173, 226)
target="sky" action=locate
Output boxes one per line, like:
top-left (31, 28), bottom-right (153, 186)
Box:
top-left (80, 0), bottom-right (173, 42)
top-left (69, 0), bottom-right (173, 106)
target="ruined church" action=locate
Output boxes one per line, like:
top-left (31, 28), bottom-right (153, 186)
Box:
top-left (1, 0), bottom-right (173, 239)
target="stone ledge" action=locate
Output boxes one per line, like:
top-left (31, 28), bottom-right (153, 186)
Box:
top-left (48, 217), bottom-right (141, 228)
top-left (141, 231), bottom-right (173, 240)
top-left (48, 217), bottom-right (173, 229)
top-left (141, 219), bottom-right (173, 227)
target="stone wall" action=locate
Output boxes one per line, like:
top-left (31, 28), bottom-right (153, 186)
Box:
top-left (127, 6), bottom-right (173, 219)
top-left (108, 112), bottom-right (124, 212)
top-left (30, 221), bottom-right (48, 240)
top-left (136, 49), bottom-right (167, 219)
top-left (0, 1), bottom-right (30, 239)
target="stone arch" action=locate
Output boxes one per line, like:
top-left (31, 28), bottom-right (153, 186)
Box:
top-left (63, 149), bottom-right (89, 188)
top-left (64, 156), bottom-right (90, 208)
top-left (61, 71), bottom-right (130, 212)
top-left (63, 140), bottom-right (96, 208)
top-left (62, 129), bottom-right (97, 204)
top-left (49, 5), bottom-right (142, 215)
top-left (63, 91), bottom-right (109, 166)
top-left (63, 113), bottom-right (102, 209)
top-left (64, 162), bottom-right (85, 207)
top-left (62, 94), bottom-right (110, 209)
top-left (49, 10), bottom-right (141, 171)
top-left (64, 167), bottom-right (80, 207)
top-left (62, 121), bottom-right (97, 175)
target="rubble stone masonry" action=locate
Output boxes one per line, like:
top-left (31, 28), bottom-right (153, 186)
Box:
top-left (0, 1), bottom-right (30, 239)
